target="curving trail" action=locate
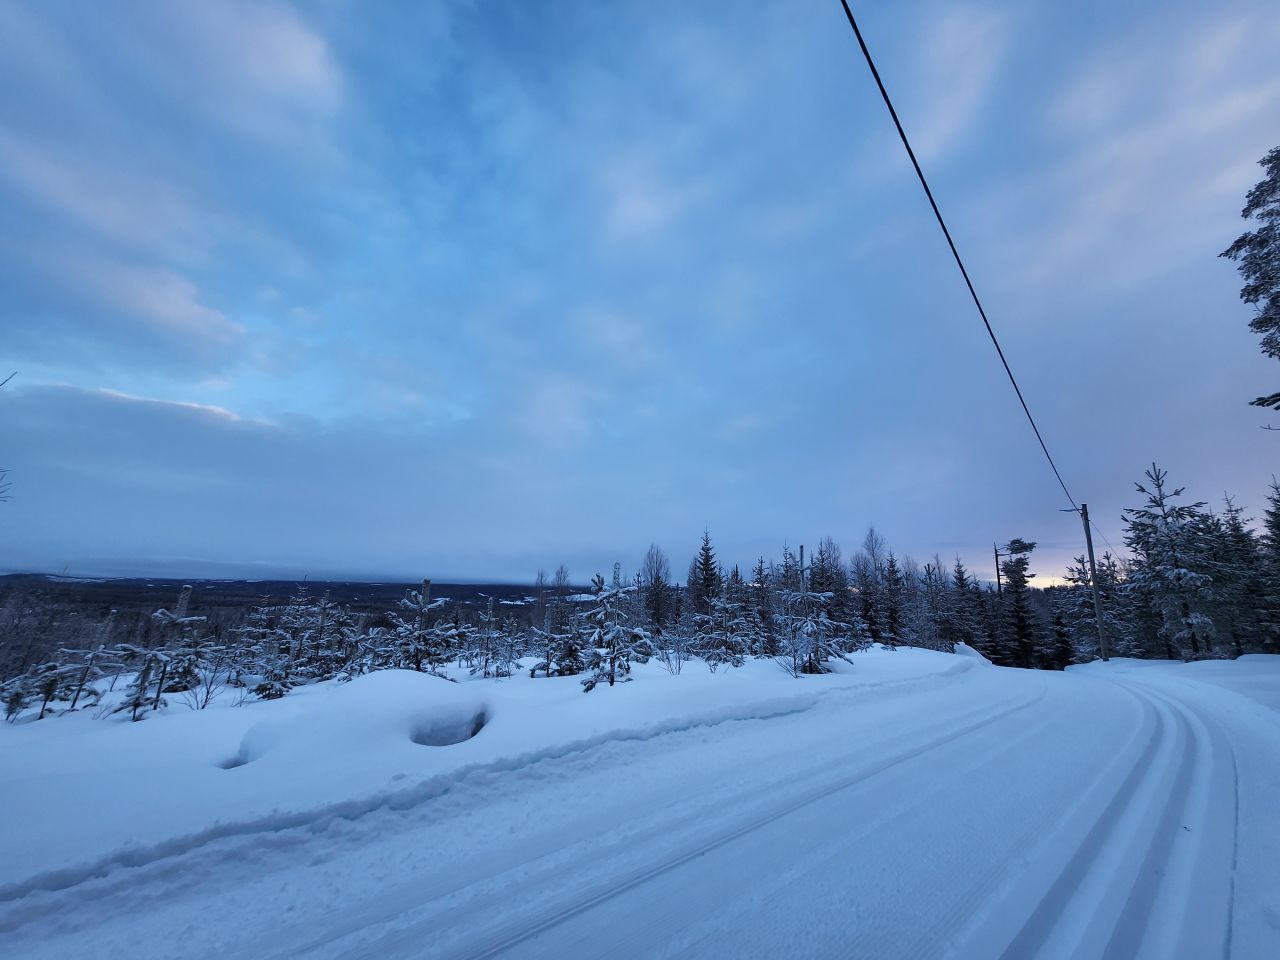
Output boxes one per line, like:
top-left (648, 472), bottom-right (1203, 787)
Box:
top-left (1, 657), bottom-right (1275, 960)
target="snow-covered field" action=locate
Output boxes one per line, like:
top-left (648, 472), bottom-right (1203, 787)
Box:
top-left (1, 649), bottom-right (1277, 959)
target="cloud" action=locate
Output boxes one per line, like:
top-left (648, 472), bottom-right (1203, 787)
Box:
top-left (0, 384), bottom-right (627, 579)
top-left (3, 247), bottom-right (245, 372)
top-left (0, 1), bottom-right (353, 378)
top-left (970, 5), bottom-right (1280, 295)
top-left (516, 377), bottom-right (597, 449)
top-left (0, 133), bottom-right (201, 255)
top-left (902, 4), bottom-right (1009, 164)
top-left (120, 0), bottom-right (343, 146)
top-left (86, 387), bottom-right (265, 425)
top-left (603, 163), bottom-right (700, 241)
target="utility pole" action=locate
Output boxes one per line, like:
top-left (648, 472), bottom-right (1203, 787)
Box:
top-left (993, 544), bottom-right (1004, 595)
top-left (1079, 504), bottom-right (1110, 662)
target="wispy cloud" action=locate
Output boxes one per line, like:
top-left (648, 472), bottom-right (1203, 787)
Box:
top-left (0, 132), bottom-right (202, 255)
top-left (906, 4), bottom-right (1010, 163)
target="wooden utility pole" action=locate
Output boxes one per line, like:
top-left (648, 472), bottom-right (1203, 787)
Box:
top-left (993, 544), bottom-right (1003, 595)
top-left (1079, 504), bottom-right (1110, 662)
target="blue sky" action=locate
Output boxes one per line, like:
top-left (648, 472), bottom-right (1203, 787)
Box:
top-left (2, 0), bottom-right (1278, 584)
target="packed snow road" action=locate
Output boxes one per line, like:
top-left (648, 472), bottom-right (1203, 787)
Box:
top-left (1, 653), bottom-right (1276, 959)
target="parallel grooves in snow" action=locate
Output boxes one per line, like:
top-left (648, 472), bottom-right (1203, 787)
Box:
top-left (0, 661), bottom-right (974, 911)
top-left (397, 682), bottom-right (1049, 960)
top-left (896, 682), bottom-right (1155, 960)
top-left (282, 681), bottom-right (1045, 960)
top-left (990, 684), bottom-right (1169, 958)
top-left (1117, 682), bottom-right (1240, 959)
top-left (971, 679), bottom-right (1238, 960)
top-left (0, 699), bottom-right (818, 907)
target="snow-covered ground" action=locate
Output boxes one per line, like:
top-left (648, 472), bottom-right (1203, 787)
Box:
top-left (0, 649), bottom-right (1277, 959)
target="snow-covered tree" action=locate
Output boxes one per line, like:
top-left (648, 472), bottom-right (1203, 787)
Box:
top-left (112, 645), bottom-right (170, 720)
top-left (749, 557), bottom-right (777, 657)
top-left (1123, 464), bottom-right (1219, 660)
top-left (389, 583), bottom-right (452, 676)
top-left (1062, 552), bottom-right (1135, 662)
top-left (699, 589), bottom-right (749, 672)
top-left (881, 553), bottom-right (906, 648)
top-left (939, 558), bottom-right (979, 651)
top-left (1000, 539), bottom-right (1040, 668)
top-left (651, 584), bottom-right (694, 675)
top-left (1205, 497), bottom-right (1276, 655)
top-left (1048, 598), bottom-right (1075, 671)
top-left (580, 573), bottom-right (651, 692)
top-left (916, 561), bottom-right (952, 652)
top-left (231, 599), bottom-right (291, 698)
top-left (686, 530), bottom-right (723, 619)
top-left (808, 538), bottom-right (849, 625)
top-left (1220, 145), bottom-right (1280, 410)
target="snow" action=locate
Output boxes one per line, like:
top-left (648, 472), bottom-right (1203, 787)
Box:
top-left (0, 650), bottom-right (966, 895)
top-left (951, 640), bottom-right (992, 664)
top-left (233, 671), bottom-right (490, 764)
top-left (0, 650), bottom-right (1277, 959)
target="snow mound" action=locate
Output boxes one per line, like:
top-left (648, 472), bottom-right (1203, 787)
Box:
top-left (227, 671), bottom-right (489, 769)
top-left (952, 642), bottom-right (992, 665)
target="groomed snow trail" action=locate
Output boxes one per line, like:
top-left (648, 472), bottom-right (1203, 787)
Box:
top-left (1, 658), bottom-right (1274, 960)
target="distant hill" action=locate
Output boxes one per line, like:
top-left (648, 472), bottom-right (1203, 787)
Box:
top-left (0, 574), bottom-right (557, 617)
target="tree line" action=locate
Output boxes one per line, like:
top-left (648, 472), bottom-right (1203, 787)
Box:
top-left (2, 462), bottom-right (1277, 722)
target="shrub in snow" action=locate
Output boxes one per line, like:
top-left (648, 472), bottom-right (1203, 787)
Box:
top-left (528, 626), bottom-right (580, 678)
top-left (579, 573), bottom-right (652, 692)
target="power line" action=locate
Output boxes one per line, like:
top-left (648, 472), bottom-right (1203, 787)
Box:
top-left (835, 1), bottom-right (1080, 514)
top-left (1091, 517), bottom-right (1118, 554)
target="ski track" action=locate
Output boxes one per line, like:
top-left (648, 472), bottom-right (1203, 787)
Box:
top-left (0, 660), bottom-right (1265, 960)
top-left (0, 687), bottom-right (840, 905)
top-left (341, 679), bottom-right (1053, 960)
top-left (0, 656), bottom-right (976, 907)
top-left (269, 690), bottom-right (1037, 960)
top-left (0, 663), bottom-right (983, 935)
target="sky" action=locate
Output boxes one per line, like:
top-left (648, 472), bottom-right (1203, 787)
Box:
top-left (2, 0), bottom-right (1279, 585)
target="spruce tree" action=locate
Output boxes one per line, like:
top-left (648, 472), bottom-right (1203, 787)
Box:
top-left (881, 553), bottom-right (904, 648)
top-left (943, 558), bottom-right (979, 650)
top-left (851, 529), bottom-right (886, 644)
top-left (1048, 598), bottom-right (1075, 670)
top-left (750, 556), bottom-right (776, 657)
top-left (1209, 497), bottom-right (1275, 655)
top-left (686, 530), bottom-right (723, 617)
top-left (1123, 464), bottom-right (1219, 660)
top-left (1263, 479), bottom-right (1280, 562)
top-left (1220, 145), bottom-right (1280, 409)
top-left (580, 573), bottom-right (651, 691)
top-left (809, 538), bottom-right (849, 625)
top-left (390, 585), bottom-right (451, 676)
top-left (1000, 539), bottom-right (1040, 668)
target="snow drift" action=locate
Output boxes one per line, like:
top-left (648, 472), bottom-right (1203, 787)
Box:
top-left (227, 671), bottom-right (489, 769)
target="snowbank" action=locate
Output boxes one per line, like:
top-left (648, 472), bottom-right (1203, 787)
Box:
top-left (1071, 653), bottom-right (1280, 712)
top-left (229, 670), bottom-right (490, 768)
top-left (952, 642), bottom-right (992, 665)
top-left (0, 648), bottom-right (970, 896)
